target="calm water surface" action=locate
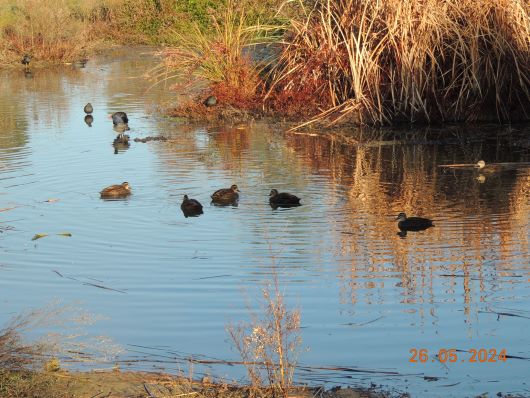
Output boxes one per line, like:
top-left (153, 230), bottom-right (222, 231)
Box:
top-left (1, 49), bottom-right (530, 397)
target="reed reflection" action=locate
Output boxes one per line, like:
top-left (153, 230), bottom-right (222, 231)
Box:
top-left (283, 127), bottom-right (530, 321)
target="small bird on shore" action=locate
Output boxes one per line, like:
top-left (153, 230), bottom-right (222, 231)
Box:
top-left (204, 96), bottom-right (217, 107)
top-left (211, 184), bottom-right (240, 205)
top-left (181, 195), bottom-right (203, 217)
top-left (269, 189), bottom-right (301, 208)
top-left (395, 212), bottom-right (433, 231)
top-left (111, 111), bottom-right (129, 125)
top-left (100, 182), bottom-right (132, 199)
top-left (84, 103), bottom-right (93, 114)
top-left (21, 54), bottom-right (31, 67)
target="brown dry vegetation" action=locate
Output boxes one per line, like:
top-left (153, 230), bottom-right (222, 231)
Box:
top-left (228, 275), bottom-right (301, 398)
top-left (0, 0), bottom-right (97, 64)
top-left (266, 0), bottom-right (530, 126)
top-left (0, 0), bottom-right (214, 65)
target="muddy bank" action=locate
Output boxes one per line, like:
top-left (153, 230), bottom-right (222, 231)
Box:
top-left (0, 369), bottom-right (400, 398)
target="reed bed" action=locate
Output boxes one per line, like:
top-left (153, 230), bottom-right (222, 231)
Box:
top-left (266, 0), bottom-right (530, 126)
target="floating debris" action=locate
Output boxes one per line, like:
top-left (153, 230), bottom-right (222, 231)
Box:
top-left (32, 232), bottom-right (72, 241)
top-left (133, 136), bottom-right (168, 143)
top-left (32, 233), bottom-right (48, 241)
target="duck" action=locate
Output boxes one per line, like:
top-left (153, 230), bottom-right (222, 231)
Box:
top-left (111, 112), bottom-right (129, 125)
top-left (211, 184), bottom-right (239, 204)
top-left (84, 103), bottom-right (93, 114)
top-left (21, 54), bottom-right (31, 67)
top-left (100, 182), bottom-right (131, 199)
top-left (204, 95), bottom-right (217, 107)
top-left (181, 195), bottom-right (203, 217)
top-left (475, 160), bottom-right (503, 175)
top-left (84, 114), bottom-right (94, 127)
top-left (395, 212), bottom-right (433, 231)
top-left (269, 189), bottom-right (301, 208)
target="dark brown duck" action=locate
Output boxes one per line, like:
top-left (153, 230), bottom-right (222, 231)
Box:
top-left (211, 184), bottom-right (239, 204)
top-left (269, 189), bottom-right (301, 208)
top-left (181, 195), bottom-right (203, 217)
top-left (396, 212), bottom-right (433, 231)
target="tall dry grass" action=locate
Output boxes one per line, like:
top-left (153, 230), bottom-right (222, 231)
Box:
top-left (267, 0), bottom-right (530, 126)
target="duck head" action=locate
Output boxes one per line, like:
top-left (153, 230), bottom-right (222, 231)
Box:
top-left (269, 189), bottom-right (278, 198)
top-left (231, 184), bottom-right (240, 192)
top-left (476, 160), bottom-right (486, 169)
top-left (396, 212), bottom-right (407, 222)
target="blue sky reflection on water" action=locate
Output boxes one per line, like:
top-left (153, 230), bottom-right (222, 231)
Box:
top-left (1, 49), bottom-right (530, 397)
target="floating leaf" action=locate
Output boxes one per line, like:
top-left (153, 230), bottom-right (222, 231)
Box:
top-left (32, 233), bottom-right (48, 241)
top-left (57, 232), bottom-right (72, 237)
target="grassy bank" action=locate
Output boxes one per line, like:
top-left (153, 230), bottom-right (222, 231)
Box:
top-left (0, 0), bottom-right (285, 65)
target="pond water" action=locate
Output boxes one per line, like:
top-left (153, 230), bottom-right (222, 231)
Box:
top-left (1, 48), bottom-right (530, 397)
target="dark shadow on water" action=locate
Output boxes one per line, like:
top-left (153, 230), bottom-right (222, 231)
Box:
top-left (99, 196), bottom-right (131, 202)
top-left (269, 203), bottom-right (302, 210)
top-left (211, 200), bottom-right (239, 208)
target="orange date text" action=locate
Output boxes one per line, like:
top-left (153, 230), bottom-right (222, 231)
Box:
top-left (409, 348), bottom-right (507, 363)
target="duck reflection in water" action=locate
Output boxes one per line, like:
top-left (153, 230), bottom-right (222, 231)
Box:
top-left (113, 133), bottom-right (130, 154)
top-left (181, 195), bottom-right (203, 218)
top-left (84, 115), bottom-right (94, 127)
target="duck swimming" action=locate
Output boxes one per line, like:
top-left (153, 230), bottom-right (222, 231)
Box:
top-left (100, 182), bottom-right (131, 199)
top-left (269, 189), bottom-right (301, 208)
top-left (395, 212), bottom-right (433, 231)
top-left (211, 184), bottom-right (239, 204)
top-left (181, 195), bottom-right (203, 217)
top-left (84, 103), bottom-right (93, 114)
